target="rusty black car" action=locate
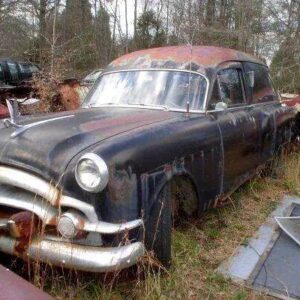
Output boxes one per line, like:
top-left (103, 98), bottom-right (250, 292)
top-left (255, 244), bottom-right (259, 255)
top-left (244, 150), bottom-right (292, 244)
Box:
top-left (0, 46), bottom-right (296, 272)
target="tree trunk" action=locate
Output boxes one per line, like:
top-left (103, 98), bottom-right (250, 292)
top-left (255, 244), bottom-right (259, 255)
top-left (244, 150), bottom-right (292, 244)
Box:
top-left (124, 0), bottom-right (128, 53)
top-left (166, 0), bottom-right (170, 43)
top-left (112, 0), bottom-right (118, 51)
top-left (39, 0), bottom-right (47, 64)
top-left (205, 0), bottom-right (215, 27)
top-left (50, 0), bottom-right (58, 74)
top-left (134, 0), bottom-right (137, 40)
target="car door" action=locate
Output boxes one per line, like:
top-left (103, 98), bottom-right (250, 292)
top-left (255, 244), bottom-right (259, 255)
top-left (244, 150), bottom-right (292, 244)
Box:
top-left (243, 62), bottom-right (280, 163)
top-left (207, 62), bottom-right (260, 193)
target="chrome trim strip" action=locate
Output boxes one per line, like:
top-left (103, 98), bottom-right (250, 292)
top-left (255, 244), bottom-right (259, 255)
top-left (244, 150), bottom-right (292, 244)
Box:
top-left (0, 166), bottom-right (98, 222)
top-left (0, 188), bottom-right (58, 224)
top-left (206, 100), bottom-right (281, 113)
top-left (60, 195), bottom-right (98, 222)
top-left (0, 166), bottom-right (59, 205)
top-left (83, 68), bottom-right (210, 113)
top-left (86, 103), bottom-right (207, 114)
top-left (82, 218), bottom-right (143, 234)
top-left (10, 115), bottom-right (75, 138)
top-left (57, 211), bottom-right (143, 235)
top-left (0, 236), bottom-right (145, 272)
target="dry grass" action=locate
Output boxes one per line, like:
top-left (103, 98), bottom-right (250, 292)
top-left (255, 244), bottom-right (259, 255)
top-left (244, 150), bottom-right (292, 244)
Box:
top-left (5, 147), bottom-right (300, 300)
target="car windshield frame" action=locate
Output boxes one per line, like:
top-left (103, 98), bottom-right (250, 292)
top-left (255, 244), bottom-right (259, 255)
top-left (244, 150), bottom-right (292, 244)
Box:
top-left (84, 69), bottom-right (103, 82)
top-left (83, 69), bottom-right (209, 113)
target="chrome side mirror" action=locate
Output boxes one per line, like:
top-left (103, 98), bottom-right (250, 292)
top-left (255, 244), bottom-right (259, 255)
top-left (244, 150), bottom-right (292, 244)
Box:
top-left (215, 102), bottom-right (228, 111)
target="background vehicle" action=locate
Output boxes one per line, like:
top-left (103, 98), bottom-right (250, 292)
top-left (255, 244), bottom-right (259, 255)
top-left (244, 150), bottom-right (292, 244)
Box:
top-left (0, 59), bottom-right (39, 86)
top-left (0, 59), bottom-right (40, 105)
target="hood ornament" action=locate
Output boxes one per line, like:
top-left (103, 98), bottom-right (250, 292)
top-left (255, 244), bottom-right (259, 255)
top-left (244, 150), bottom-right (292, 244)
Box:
top-left (3, 98), bottom-right (22, 129)
top-left (3, 98), bottom-right (74, 138)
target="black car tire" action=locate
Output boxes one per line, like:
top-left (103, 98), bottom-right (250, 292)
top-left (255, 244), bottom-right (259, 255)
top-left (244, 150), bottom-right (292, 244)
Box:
top-left (145, 184), bottom-right (172, 268)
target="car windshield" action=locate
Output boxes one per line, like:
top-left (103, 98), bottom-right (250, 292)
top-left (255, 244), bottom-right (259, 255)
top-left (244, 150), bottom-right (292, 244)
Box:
top-left (84, 70), bottom-right (207, 111)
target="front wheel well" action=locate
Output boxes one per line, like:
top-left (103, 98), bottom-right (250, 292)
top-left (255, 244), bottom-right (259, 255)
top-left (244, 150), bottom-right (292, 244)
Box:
top-left (158, 175), bottom-right (199, 220)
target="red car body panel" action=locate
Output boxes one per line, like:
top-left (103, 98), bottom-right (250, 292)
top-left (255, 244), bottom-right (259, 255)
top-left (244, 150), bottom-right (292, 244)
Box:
top-left (0, 104), bottom-right (9, 118)
top-left (0, 264), bottom-right (53, 300)
top-left (282, 95), bottom-right (300, 107)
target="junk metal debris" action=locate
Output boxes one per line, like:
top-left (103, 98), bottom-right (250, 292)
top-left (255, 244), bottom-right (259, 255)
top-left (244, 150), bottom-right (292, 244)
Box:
top-left (275, 216), bottom-right (300, 247)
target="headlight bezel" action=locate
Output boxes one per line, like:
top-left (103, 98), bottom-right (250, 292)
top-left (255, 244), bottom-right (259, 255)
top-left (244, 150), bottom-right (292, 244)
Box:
top-left (75, 153), bottom-right (109, 193)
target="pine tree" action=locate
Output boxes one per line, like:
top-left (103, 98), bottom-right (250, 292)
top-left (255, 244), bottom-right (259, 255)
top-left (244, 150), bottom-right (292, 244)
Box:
top-left (62, 0), bottom-right (94, 70)
top-left (94, 4), bottom-right (112, 67)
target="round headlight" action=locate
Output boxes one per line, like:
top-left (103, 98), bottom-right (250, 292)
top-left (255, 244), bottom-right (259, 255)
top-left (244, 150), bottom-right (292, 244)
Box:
top-left (75, 153), bottom-right (109, 192)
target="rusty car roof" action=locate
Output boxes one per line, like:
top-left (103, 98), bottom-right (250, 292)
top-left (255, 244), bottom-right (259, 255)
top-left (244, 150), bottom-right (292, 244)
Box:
top-left (107, 46), bottom-right (265, 74)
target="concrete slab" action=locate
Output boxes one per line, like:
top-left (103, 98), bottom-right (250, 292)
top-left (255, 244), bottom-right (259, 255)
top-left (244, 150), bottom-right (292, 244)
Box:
top-left (217, 195), bottom-right (300, 298)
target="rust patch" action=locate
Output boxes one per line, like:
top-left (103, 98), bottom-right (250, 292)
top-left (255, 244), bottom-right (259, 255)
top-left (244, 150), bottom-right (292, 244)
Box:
top-left (8, 211), bottom-right (38, 253)
top-left (58, 80), bottom-right (81, 111)
top-left (53, 189), bottom-right (62, 208)
top-left (108, 168), bottom-right (136, 203)
top-left (108, 46), bottom-right (264, 72)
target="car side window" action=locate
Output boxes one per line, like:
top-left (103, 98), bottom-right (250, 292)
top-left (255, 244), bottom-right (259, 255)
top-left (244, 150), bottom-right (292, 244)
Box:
top-left (217, 68), bottom-right (245, 106)
top-left (208, 81), bottom-right (221, 110)
top-left (243, 62), bottom-right (277, 103)
top-left (0, 65), bottom-right (4, 82)
top-left (7, 62), bottom-right (19, 81)
top-left (19, 63), bottom-right (32, 79)
top-left (29, 64), bottom-right (39, 73)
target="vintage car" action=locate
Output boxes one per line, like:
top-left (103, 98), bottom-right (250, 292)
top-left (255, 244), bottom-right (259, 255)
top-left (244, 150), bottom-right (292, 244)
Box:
top-left (0, 59), bottom-right (39, 86)
top-left (0, 46), bottom-right (296, 272)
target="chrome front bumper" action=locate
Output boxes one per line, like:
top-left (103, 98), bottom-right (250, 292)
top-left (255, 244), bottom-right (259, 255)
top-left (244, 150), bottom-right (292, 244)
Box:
top-left (0, 236), bottom-right (145, 273)
top-left (0, 166), bottom-right (145, 272)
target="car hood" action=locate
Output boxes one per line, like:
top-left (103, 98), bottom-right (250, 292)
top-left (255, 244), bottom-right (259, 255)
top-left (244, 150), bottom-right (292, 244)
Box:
top-left (0, 107), bottom-right (175, 180)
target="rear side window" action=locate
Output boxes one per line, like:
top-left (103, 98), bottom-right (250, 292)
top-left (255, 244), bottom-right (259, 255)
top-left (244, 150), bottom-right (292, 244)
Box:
top-left (0, 65), bottom-right (4, 82)
top-left (19, 63), bottom-right (32, 79)
top-left (217, 68), bottom-right (245, 106)
top-left (19, 63), bottom-right (31, 73)
top-left (7, 62), bottom-right (19, 81)
top-left (243, 62), bottom-right (277, 104)
top-left (29, 64), bottom-right (39, 73)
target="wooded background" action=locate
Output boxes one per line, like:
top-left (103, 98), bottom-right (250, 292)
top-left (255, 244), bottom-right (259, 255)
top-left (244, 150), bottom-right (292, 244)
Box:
top-left (0, 0), bottom-right (299, 93)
